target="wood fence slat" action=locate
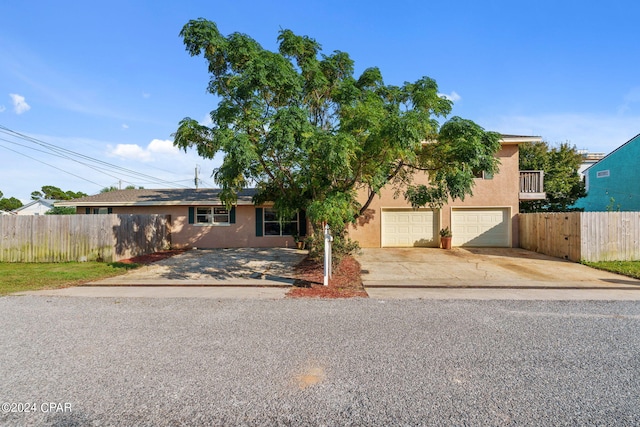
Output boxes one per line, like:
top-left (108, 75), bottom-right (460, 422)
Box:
top-left (0, 214), bottom-right (170, 263)
top-left (521, 211), bottom-right (640, 262)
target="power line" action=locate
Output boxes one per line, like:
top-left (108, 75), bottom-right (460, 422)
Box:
top-left (0, 125), bottom-right (191, 189)
top-left (0, 143), bottom-right (105, 187)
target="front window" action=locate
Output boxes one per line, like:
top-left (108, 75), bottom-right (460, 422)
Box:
top-left (196, 207), bottom-right (229, 225)
top-left (264, 208), bottom-right (298, 236)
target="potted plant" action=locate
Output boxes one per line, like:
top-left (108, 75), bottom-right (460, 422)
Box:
top-left (293, 232), bottom-right (305, 250)
top-left (439, 227), bottom-right (453, 249)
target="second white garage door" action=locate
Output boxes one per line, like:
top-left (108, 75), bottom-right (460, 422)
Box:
top-left (451, 208), bottom-right (510, 247)
top-left (381, 209), bottom-right (438, 247)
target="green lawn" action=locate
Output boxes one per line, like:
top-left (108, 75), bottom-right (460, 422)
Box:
top-left (0, 262), bottom-right (139, 295)
top-left (582, 261), bottom-right (640, 280)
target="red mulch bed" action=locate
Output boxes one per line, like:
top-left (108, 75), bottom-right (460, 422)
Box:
top-left (287, 255), bottom-right (368, 298)
top-left (117, 249), bottom-right (187, 265)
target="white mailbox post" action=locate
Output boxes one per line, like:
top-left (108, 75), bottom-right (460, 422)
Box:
top-left (323, 224), bottom-right (333, 286)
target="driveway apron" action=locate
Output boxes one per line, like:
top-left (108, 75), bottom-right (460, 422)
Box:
top-left (357, 247), bottom-right (640, 290)
top-left (86, 248), bottom-right (308, 287)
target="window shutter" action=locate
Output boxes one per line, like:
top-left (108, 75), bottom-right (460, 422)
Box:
top-left (255, 207), bottom-right (263, 237)
top-left (299, 210), bottom-right (307, 236)
top-left (85, 208), bottom-right (91, 214)
top-left (188, 207), bottom-right (195, 224)
top-left (230, 207), bottom-right (236, 224)
top-left (107, 208), bottom-right (113, 214)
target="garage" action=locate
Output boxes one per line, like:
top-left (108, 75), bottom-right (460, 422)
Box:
top-left (381, 209), bottom-right (438, 247)
top-left (451, 208), bottom-right (510, 247)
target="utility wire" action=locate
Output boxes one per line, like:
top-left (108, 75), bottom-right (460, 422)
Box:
top-left (0, 144), bottom-right (105, 187)
top-left (0, 125), bottom-right (191, 188)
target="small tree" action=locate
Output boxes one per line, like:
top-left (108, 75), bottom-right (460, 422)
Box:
top-left (519, 141), bottom-right (586, 212)
top-left (174, 19), bottom-right (501, 249)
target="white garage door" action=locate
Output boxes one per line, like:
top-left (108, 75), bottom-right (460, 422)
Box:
top-left (451, 208), bottom-right (510, 247)
top-left (381, 209), bottom-right (438, 247)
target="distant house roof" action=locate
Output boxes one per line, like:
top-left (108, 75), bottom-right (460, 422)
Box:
top-left (0, 210), bottom-right (16, 215)
top-left (13, 198), bottom-right (57, 214)
top-left (55, 188), bottom-right (258, 207)
top-left (582, 132), bottom-right (640, 173)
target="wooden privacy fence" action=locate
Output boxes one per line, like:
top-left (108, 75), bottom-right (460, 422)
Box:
top-left (0, 214), bottom-right (171, 263)
top-left (519, 212), bottom-right (640, 262)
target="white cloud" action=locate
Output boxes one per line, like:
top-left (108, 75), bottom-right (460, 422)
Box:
top-left (121, 124), bottom-right (129, 129)
top-left (438, 91), bottom-right (461, 102)
top-left (0, 105), bottom-right (5, 113)
top-left (107, 139), bottom-right (179, 162)
top-left (9, 93), bottom-right (30, 114)
top-left (142, 93), bottom-right (151, 99)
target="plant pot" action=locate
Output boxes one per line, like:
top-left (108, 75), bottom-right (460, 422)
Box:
top-left (296, 241), bottom-right (305, 250)
top-left (440, 236), bottom-right (452, 249)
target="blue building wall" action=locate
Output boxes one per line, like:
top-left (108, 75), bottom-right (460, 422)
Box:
top-left (574, 133), bottom-right (640, 211)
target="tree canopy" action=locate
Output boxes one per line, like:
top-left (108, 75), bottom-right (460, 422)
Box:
top-left (31, 186), bottom-right (87, 201)
top-left (174, 19), bottom-right (501, 235)
top-left (0, 190), bottom-right (23, 211)
top-left (519, 141), bottom-right (586, 212)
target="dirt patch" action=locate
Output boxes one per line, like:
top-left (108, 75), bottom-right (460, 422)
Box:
top-left (117, 249), bottom-right (187, 266)
top-left (287, 255), bottom-right (368, 298)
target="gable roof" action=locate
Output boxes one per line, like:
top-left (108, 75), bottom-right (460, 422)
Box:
top-left (13, 198), bottom-right (56, 212)
top-left (55, 188), bottom-right (258, 207)
top-left (583, 132), bottom-right (640, 173)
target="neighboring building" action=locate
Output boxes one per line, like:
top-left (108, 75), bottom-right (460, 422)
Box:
top-left (0, 210), bottom-right (16, 215)
top-left (13, 199), bottom-right (56, 215)
top-left (56, 134), bottom-right (544, 249)
top-left (577, 150), bottom-right (605, 178)
top-left (574, 133), bottom-right (640, 212)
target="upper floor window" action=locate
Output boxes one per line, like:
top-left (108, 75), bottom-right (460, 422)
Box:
top-left (473, 169), bottom-right (494, 180)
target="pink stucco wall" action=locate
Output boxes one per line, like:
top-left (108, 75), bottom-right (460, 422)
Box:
top-left (347, 144), bottom-right (521, 247)
top-left (77, 205), bottom-right (296, 249)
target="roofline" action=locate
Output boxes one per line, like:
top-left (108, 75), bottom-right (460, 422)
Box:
top-left (55, 200), bottom-right (256, 207)
top-left (582, 132), bottom-right (640, 173)
top-left (499, 135), bottom-right (543, 145)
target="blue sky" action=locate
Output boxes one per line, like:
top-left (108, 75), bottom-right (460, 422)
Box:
top-left (1, 0), bottom-right (639, 202)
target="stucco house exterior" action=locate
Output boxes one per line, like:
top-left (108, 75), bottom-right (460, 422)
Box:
top-left (574, 133), bottom-right (640, 212)
top-left (57, 134), bottom-right (543, 249)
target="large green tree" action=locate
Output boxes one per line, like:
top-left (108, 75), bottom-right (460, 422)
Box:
top-left (519, 141), bottom-right (586, 212)
top-left (174, 19), bottom-right (501, 240)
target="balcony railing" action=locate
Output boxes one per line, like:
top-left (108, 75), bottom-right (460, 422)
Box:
top-left (519, 170), bottom-right (546, 200)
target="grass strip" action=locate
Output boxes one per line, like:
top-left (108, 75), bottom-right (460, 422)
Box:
top-left (0, 262), bottom-right (139, 295)
top-left (582, 260), bottom-right (640, 280)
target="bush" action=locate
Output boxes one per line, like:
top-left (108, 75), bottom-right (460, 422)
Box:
top-left (305, 229), bottom-right (360, 265)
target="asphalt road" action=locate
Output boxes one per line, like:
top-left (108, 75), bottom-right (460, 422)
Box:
top-left (1, 296), bottom-right (639, 426)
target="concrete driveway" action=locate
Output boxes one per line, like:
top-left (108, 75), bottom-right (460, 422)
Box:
top-left (357, 247), bottom-right (640, 290)
top-left (86, 247), bottom-right (308, 287)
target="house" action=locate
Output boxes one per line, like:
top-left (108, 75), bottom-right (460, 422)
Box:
top-left (55, 188), bottom-right (306, 249)
top-left (577, 150), bottom-right (606, 178)
top-left (0, 210), bottom-right (16, 215)
top-left (574, 133), bottom-right (640, 212)
top-left (56, 134), bottom-right (543, 249)
top-left (13, 199), bottom-right (56, 215)
top-left (348, 135), bottom-right (543, 248)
